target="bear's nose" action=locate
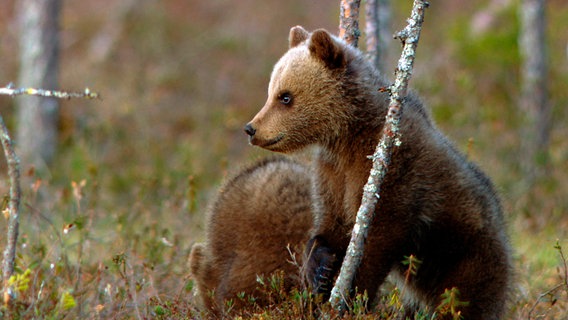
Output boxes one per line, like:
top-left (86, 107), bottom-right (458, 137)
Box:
top-left (244, 123), bottom-right (256, 137)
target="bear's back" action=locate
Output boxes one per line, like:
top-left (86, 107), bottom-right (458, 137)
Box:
top-left (190, 157), bottom-right (313, 314)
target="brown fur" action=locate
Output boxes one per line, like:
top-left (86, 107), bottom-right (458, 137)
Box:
top-left (244, 26), bottom-right (512, 319)
top-left (189, 157), bottom-right (313, 316)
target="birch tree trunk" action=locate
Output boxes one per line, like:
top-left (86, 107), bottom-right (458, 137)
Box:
top-left (16, 0), bottom-right (61, 169)
top-left (329, 0), bottom-right (428, 311)
top-left (519, 0), bottom-right (549, 182)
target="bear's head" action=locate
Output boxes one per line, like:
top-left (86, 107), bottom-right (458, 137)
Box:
top-left (244, 26), bottom-right (358, 153)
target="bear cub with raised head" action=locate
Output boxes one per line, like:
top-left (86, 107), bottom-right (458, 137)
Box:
top-left (244, 26), bottom-right (512, 319)
top-left (189, 157), bottom-right (313, 315)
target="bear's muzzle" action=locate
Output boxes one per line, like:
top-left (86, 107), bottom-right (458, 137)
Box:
top-left (244, 123), bottom-right (256, 137)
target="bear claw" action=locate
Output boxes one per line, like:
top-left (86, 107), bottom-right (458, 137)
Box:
top-left (305, 236), bottom-right (338, 297)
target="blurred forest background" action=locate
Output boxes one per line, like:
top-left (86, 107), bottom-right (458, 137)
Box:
top-left (0, 0), bottom-right (567, 318)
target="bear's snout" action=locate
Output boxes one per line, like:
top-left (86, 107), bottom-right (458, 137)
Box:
top-left (244, 123), bottom-right (256, 137)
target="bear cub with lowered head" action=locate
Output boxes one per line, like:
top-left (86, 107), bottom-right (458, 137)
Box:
top-left (189, 157), bottom-right (313, 316)
top-left (244, 26), bottom-right (512, 319)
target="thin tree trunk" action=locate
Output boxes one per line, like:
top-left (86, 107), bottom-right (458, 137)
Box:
top-left (519, 0), bottom-right (549, 182)
top-left (0, 116), bottom-right (22, 304)
top-left (329, 0), bottom-right (429, 311)
top-left (16, 0), bottom-right (61, 169)
top-left (339, 0), bottom-right (362, 47)
top-left (365, 0), bottom-right (391, 73)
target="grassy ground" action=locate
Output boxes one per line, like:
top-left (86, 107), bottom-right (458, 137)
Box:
top-left (0, 0), bottom-right (567, 318)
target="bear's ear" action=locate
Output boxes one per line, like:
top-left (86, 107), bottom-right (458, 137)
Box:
top-left (308, 29), bottom-right (345, 70)
top-left (289, 26), bottom-right (309, 48)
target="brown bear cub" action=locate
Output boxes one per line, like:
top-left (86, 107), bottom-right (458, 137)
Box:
top-left (244, 26), bottom-right (512, 319)
top-left (189, 157), bottom-right (313, 315)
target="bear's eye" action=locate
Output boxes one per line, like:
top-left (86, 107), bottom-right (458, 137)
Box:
top-left (278, 92), bottom-right (293, 106)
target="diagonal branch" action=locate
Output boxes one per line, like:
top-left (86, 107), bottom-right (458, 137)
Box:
top-left (329, 0), bottom-right (429, 311)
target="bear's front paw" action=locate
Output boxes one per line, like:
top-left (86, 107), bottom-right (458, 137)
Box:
top-left (304, 236), bottom-right (337, 297)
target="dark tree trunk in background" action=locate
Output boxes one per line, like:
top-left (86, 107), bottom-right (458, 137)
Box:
top-left (16, 0), bottom-right (61, 170)
top-left (519, 0), bottom-right (550, 182)
top-left (365, 0), bottom-right (391, 74)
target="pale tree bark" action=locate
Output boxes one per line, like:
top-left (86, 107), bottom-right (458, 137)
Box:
top-left (519, 0), bottom-right (550, 182)
top-left (16, 0), bottom-right (61, 169)
top-left (339, 0), bottom-right (362, 47)
top-left (329, 0), bottom-right (428, 311)
top-left (365, 0), bottom-right (391, 73)
top-left (0, 116), bottom-right (21, 304)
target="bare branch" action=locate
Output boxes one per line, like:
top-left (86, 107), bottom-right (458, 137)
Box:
top-left (329, 0), bottom-right (429, 311)
top-left (0, 83), bottom-right (100, 100)
top-left (1, 83), bottom-right (99, 306)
